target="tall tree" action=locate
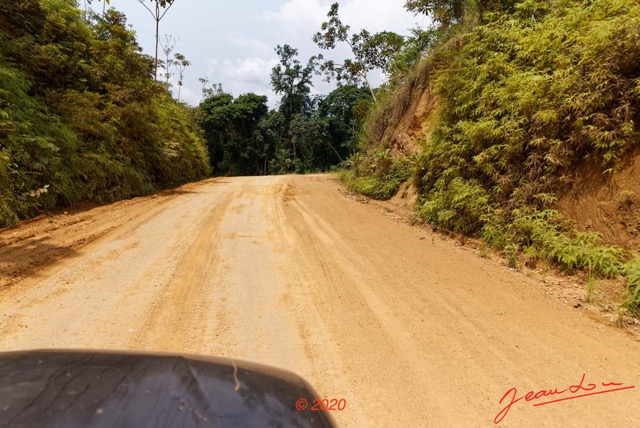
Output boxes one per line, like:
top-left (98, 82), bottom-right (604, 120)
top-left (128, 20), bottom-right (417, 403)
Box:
top-left (317, 85), bottom-right (372, 154)
top-left (199, 92), bottom-right (271, 175)
top-left (173, 52), bottom-right (190, 101)
top-left (198, 78), bottom-right (224, 102)
top-left (270, 45), bottom-right (317, 123)
top-left (313, 3), bottom-right (405, 102)
top-left (137, 0), bottom-right (176, 80)
top-left (270, 45), bottom-right (317, 161)
top-left (160, 34), bottom-right (178, 85)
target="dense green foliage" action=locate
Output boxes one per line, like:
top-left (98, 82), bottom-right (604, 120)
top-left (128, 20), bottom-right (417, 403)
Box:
top-left (404, 0), bottom-right (517, 26)
top-left (198, 44), bottom-right (372, 176)
top-left (199, 92), bottom-right (270, 176)
top-left (349, 0), bottom-right (640, 312)
top-left (418, 0), bottom-right (640, 213)
top-left (411, 0), bottom-right (640, 288)
top-left (0, 0), bottom-right (209, 227)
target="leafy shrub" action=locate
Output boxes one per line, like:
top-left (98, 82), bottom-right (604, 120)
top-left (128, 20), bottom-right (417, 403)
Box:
top-left (503, 209), bottom-right (623, 277)
top-left (419, 177), bottom-right (491, 234)
top-left (622, 258), bottom-right (640, 316)
top-left (341, 159), bottom-right (413, 200)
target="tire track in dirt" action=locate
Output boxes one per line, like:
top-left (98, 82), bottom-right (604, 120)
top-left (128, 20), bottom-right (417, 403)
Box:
top-left (275, 175), bottom-right (640, 427)
top-left (0, 175), bottom-right (639, 427)
top-left (129, 182), bottom-right (243, 351)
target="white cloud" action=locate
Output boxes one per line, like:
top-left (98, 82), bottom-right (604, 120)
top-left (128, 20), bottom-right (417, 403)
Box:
top-left (261, 0), bottom-right (328, 38)
top-left (228, 36), bottom-right (273, 58)
top-left (204, 57), bottom-right (279, 104)
top-left (109, 0), bottom-right (424, 106)
top-left (342, 0), bottom-right (421, 33)
top-left (261, 0), bottom-right (419, 37)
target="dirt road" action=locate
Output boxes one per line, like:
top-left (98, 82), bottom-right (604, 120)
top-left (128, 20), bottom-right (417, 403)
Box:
top-left (1, 175), bottom-right (639, 427)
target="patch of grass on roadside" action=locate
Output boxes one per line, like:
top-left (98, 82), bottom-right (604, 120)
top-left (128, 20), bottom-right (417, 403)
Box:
top-left (340, 159), bottom-right (414, 200)
top-left (621, 257), bottom-right (640, 316)
top-left (416, 183), bottom-right (635, 305)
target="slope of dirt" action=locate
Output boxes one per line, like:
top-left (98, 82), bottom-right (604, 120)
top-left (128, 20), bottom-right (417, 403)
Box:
top-left (0, 175), bottom-right (639, 427)
top-left (558, 152), bottom-right (640, 249)
top-left (387, 83), bottom-right (435, 155)
top-left (370, 61), bottom-right (436, 157)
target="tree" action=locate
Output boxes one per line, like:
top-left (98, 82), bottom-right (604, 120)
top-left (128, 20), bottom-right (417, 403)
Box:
top-left (199, 92), bottom-right (271, 175)
top-left (137, 0), bottom-right (176, 80)
top-left (198, 78), bottom-right (224, 102)
top-left (255, 111), bottom-right (286, 174)
top-left (289, 114), bottom-right (337, 169)
top-left (404, 0), bottom-right (516, 26)
top-left (313, 3), bottom-right (405, 102)
top-left (270, 45), bottom-right (317, 124)
top-left (387, 26), bottom-right (439, 81)
top-left (173, 52), bottom-right (190, 101)
top-left (160, 34), bottom-right (179, 85)
top-left (318, 85), bottom-right (372, 154)
top-left (404, 0), bottom-right (466, 26)
top-left (270, 44), bottom-right (318, 163)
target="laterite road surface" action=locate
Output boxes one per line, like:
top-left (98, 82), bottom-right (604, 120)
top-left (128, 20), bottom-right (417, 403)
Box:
top-left (1, 175), bottom-right (639, 427)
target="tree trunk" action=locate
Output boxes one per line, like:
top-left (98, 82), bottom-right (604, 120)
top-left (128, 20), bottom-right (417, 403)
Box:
top-left (154, 5), bottom-right (160, 80)
top-left (363, 73), bottom-right (377, 103)
top-left (165, 52), bottom-right (170, 84)
top-left (327, 142), bottom-right (343, 163)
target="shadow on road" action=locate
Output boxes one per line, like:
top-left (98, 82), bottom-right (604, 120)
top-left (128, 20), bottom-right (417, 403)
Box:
top-left (0, 235), bottom-right (84, 294)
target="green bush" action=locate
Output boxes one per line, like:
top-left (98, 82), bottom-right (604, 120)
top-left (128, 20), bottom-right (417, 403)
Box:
top-left (419, 177), bottom-right (491, 234)
top-left (489, 209), bottom-right (623, 277)
top-left (341, 159), bottom-right (413, 200)
top-left (622, 258), bottom-right (640, 316)
top-left (409, 0), bottom-right (637, 282)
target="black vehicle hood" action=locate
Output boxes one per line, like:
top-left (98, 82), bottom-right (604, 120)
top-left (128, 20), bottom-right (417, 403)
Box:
top-left (0, 349), bottom-right (336, 428)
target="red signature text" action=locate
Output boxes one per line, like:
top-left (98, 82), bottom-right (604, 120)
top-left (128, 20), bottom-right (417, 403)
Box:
top-left (494, 373), bottom-right (635, 424)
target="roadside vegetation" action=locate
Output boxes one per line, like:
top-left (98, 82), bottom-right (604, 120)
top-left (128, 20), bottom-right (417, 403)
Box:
top-left (344, 0), bottom-right (640, 315)
top-left (0, 0), bottom-right (209, 227)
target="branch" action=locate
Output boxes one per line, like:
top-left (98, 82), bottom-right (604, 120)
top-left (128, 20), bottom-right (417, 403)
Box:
top-left (159, 1), bottom-right (175, 20)
top-left (137, 0), bottom-right (157, 19)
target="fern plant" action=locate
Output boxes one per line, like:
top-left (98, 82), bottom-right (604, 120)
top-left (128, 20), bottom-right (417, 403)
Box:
top-left (622, 257), bottom-right (640, 316)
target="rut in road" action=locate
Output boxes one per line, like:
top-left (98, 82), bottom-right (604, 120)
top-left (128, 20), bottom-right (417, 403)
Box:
top-left (0, 175), bottom-right (638, 427)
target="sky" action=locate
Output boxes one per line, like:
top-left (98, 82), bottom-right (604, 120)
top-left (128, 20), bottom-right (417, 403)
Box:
top-left (94, 0), bottom-right (427, 106)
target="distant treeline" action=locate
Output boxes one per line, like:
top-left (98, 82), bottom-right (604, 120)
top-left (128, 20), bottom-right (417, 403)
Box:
top-left (198, 44), bottom-right (373, 177)
top-left (198, 84), bottom-right (372, 176)
top-left (0, 0), bottom-right (210, 227)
